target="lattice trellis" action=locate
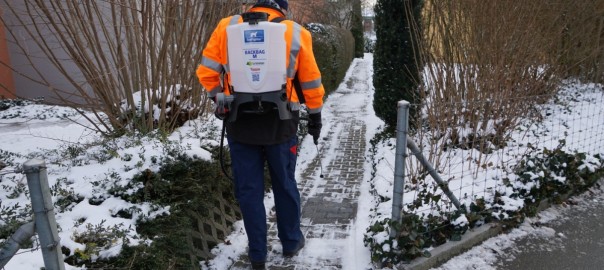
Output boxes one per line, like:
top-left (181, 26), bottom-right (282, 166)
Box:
top-left (186, 193), bottom-right (241, 265)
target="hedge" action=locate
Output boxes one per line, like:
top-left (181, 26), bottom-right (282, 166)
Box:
top-left (307, 23), bottom-right (355, 96)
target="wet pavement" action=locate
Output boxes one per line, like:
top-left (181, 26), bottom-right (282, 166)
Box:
top-left (496, 182), bottom-right (604, 270)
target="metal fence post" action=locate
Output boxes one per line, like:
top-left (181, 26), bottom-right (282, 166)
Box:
top-left (391, 101), bottom-right (409, 237)
top-left (23, 159), bottom-right (65, 270)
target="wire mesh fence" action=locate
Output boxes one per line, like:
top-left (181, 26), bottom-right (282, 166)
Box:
top-left (394, 82), bottom-right (604, 229)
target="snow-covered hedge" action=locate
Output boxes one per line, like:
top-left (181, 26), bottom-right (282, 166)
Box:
top-left (307, 23), bottom-right (355, 96)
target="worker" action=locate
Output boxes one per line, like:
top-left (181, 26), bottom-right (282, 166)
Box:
top-left (196, 0), bottom-right (325, 269)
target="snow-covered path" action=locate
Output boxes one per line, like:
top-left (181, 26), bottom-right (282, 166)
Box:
top-left (205, 55), bottom-right (377, 270)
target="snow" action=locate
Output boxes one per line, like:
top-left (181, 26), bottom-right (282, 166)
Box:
top-left (433, 180), bottom-right (604, 270)
top-left (0, 101), bottom-right (219, 269)
top-left (1, 53), bottom-right (604, 270)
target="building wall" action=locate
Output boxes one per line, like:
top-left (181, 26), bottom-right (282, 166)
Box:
top-left (3, 1), bottom-right (93, 104)
top-left (0, 6), bottom-right (16, 99)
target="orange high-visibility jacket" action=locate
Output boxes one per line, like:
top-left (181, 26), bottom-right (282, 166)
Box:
top-left (196, 7), bottom-right (325, 114)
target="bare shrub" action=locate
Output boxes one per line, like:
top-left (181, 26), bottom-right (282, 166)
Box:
top-left (1, 0), bottom-right (238, 135)
top-left (553, 1), bottom-right (604, 83)
top-left (415, 0), bottom-right (595, 175)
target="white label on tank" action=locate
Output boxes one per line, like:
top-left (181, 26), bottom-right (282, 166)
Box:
top-left (242, 30), bottom-right (267, 85)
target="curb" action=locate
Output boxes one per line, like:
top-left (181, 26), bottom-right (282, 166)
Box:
top-left (398, 223), bottom-right (503, 270)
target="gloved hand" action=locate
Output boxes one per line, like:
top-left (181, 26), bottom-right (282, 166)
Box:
top-left (214, 106), bottom-right (229, 120)
top-left (212, 95), bottom-right (229, 120)
top-left (307, 112), bottom-right (322, 145)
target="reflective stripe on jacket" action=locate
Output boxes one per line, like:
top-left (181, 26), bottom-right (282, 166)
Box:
top-left (196, 7), bottom-right (325, 114)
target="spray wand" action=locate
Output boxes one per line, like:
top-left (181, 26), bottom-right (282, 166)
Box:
top-left (314, 138), bottom-right (325, 178)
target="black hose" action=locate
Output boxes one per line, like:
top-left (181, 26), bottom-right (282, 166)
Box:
top-left (219, 120), bottom-right (233, 181)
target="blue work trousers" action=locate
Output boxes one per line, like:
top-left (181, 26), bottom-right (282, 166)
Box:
top-left (227, 135), bottom-right (303, 262)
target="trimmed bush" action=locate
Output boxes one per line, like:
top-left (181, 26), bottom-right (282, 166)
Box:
top-left (351, 0), bottom-right (365, 58)
top-left (308, 24), bottom-right (355, 96)
top-left (373, 0), bottom-right (423, 130)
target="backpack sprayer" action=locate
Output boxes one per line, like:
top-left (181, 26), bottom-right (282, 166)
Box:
top-left (216, 11), bottom-right (325, 180)
top-left (221, 11), bottom-right (291, 122)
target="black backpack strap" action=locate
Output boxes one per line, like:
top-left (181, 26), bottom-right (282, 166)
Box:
top-left (271, 16), bottom-right (306, 105)
top-left (292, 74), bottom-right (305, 104)
top-left (270, 16), bottom-right (286, 23)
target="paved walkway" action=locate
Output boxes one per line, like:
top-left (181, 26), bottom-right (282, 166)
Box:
top-left (229, 58), bottom-right (373, 269)
top-left (495, 180), bottom-right (604, 270)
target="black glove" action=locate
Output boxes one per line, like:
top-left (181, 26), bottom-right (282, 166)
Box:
top-left (307, 112), bottom-right (322, 145)
top-left (211, 95), bottom-right (229, 120)
top-left (214, 106), bottom-right (229, 120)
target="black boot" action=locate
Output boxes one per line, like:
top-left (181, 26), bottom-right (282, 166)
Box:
top-left (283, 237), bottom-right (305, 257)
